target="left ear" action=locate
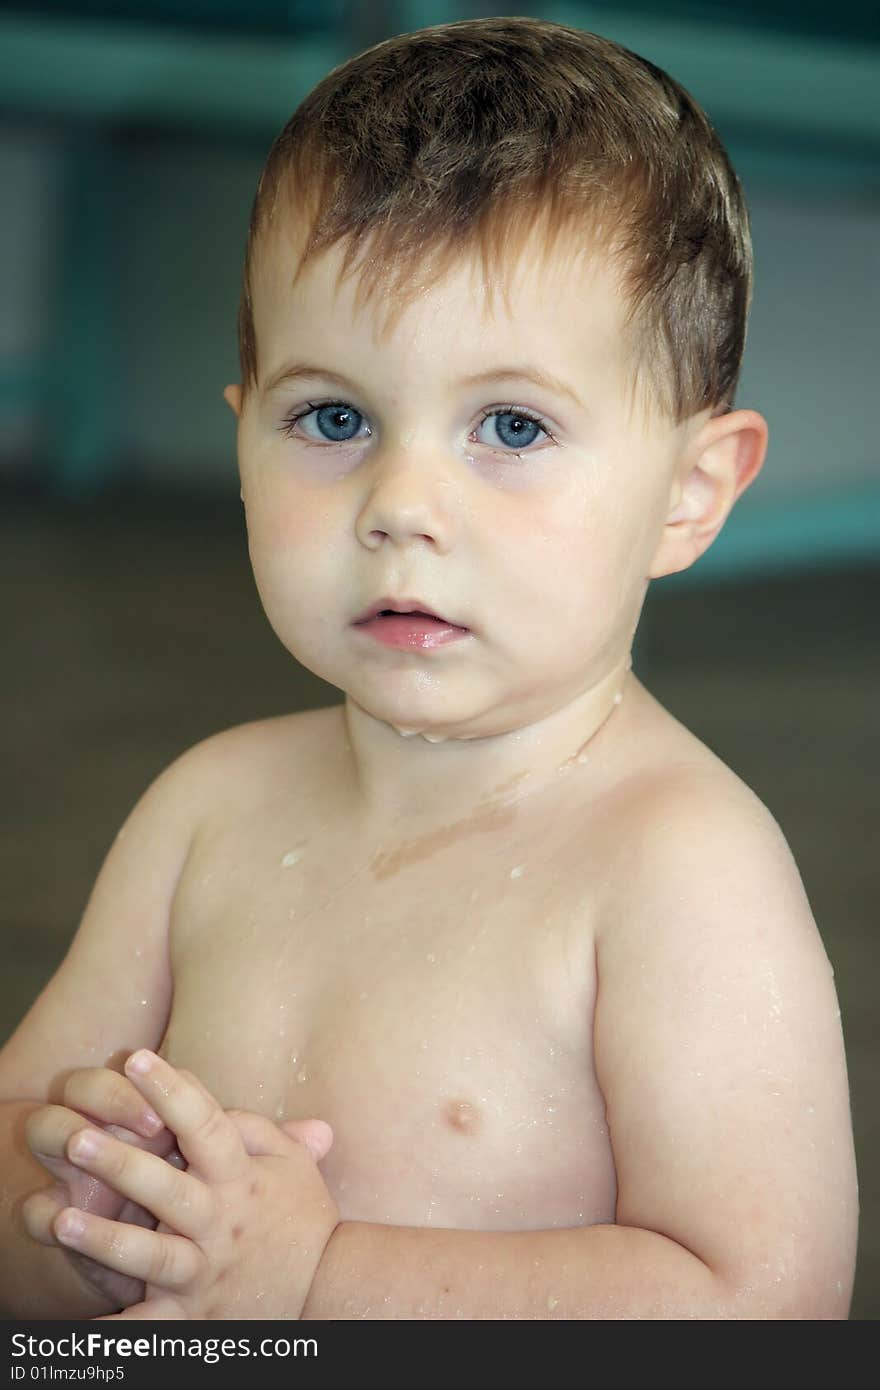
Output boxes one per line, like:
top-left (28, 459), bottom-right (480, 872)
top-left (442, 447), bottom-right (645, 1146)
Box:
top-left (223, 383), bottom-right (243, 418)
top-left (648, 408), bottom-right (768, 579)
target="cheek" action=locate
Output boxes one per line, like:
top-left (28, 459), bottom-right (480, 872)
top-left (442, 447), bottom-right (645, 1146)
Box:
top-left (243, 487), bottom-right (341, 635)
top-left (246, 484), bottom-right (347, 608)
top-left (507, 475), bottom-right (652, 632)
top-left (508, 485), bottom-right (613, 593)
top-left (247, 479), bottom-right (322, 553)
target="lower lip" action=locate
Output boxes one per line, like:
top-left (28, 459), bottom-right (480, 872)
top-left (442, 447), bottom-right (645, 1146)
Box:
top-left (353, 614), bottom-right (471, 649)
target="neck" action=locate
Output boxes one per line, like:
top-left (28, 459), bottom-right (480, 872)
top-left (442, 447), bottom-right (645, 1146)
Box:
top-left (339, 653), bottom-right (634, 834)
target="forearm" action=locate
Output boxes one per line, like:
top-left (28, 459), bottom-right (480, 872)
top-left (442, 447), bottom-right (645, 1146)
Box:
top-left (301, 1219), bottom-right (736, 1320)
top-left (0, 1101), bottom-right (119, 1319)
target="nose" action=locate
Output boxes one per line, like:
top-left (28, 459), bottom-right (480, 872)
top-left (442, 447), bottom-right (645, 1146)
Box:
top-left (354, 443), bottom-right (458, 552)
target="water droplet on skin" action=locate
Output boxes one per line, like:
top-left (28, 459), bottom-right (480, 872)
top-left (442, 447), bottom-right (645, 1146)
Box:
top-left (296, 1065), bottom-right (309, 1084)
top-left (426, 953), bottom-right (436, 964)
top-left (613, 691), bottom-right (623, 705)
top-left (510, 865), bottom-right (524, 879)
top-left (281, 851), bottom-right (302, 868)
top-left (547, 1294), bottom-right (559, 1311)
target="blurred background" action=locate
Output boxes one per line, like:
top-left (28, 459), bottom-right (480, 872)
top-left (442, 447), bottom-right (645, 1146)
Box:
top-left (1, 0), bottom-right (877, 1318)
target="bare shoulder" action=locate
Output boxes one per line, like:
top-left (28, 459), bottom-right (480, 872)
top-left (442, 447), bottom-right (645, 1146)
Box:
top-left (589, 683), bottom-right (858, 1316)
top-left (596, 677), bottom-right (816, 918)
top-left (0, 706), bottom-right (341, 1096)
top-left (170, 704), bottom-right (342, 809)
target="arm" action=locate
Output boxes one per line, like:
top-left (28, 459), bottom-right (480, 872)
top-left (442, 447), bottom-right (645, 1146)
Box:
top-left (41, 1062), bottom-right (720, 1320)
top-left (302, 1221), bottom-right (723, 1319)
top-left (0, 736), bottom-right (212, 1318)
top-left (303, 779), bottom-right (858, 1320)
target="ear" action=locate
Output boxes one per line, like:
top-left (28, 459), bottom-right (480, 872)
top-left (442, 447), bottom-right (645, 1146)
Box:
top-left (223, 383), bottom-right (243, 418)
top-left (649, 408), bottom-right (768, 579)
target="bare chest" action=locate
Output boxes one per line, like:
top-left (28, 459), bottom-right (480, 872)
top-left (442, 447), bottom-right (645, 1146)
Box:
top-left (160, 801), bottom-right (617, 1230)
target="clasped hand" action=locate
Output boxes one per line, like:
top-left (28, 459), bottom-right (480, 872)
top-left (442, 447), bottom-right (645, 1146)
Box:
top-left (23, 1052), bottom-right (338, 1319)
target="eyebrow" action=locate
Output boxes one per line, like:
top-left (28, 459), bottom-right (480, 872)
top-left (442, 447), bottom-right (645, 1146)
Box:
top-left (262, 361), bottom-right (584, 409)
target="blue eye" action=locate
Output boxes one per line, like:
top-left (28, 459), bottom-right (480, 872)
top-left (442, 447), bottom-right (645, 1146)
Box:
top-left (478, 408), bottom-right (547, 451)
top-left (279, 400), bottom-right (554, 455)
top-left (282, 401), bottom-right (365, 443)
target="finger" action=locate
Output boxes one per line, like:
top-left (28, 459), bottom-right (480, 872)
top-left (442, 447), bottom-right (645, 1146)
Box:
top-left (26, 1105), bottom-right (89, 1163)
top-left (54, 1207), bottom-right (202, 1292)
top-left (225, 1110), bottom-right (333, 1162)
top-left (124, 1052), bottom-right (246, 1183)
top-left (21, 1185), bottom-right (68, 1246)
top-left (96, 1298), bottom-right (186, 1320)
top-left (65, 1128), bottom-right (212, 1240)
top-left (22, 1190), bottom-right (145, 1308)
top-left (279, 1118), bottom-right (334, 1162)
top-left (63, 1069), bottom-right (165, 1140)
top-left (25, 1107), bottom-right (171, 1224)
top-left (225, 1110), bottom-right (303, 1159)
top-left (25, 1108), bottom-right (118, 1215)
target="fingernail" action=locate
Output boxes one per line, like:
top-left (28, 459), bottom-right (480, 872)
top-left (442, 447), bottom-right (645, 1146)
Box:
top-left (69, 1129), bottom-right (102, 1160)
top-left (57, 1210), bottom-right (86, 1241)
top-left (127, 1049), bottom-right (154, 1076)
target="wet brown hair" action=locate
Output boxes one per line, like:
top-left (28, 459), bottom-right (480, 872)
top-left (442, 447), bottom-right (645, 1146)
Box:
top-left (236, 16), bottom-right (752, 423)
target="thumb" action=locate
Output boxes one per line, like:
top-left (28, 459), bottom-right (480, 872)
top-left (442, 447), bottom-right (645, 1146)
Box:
top-left (278, 1117), bottom-right (334, 1162)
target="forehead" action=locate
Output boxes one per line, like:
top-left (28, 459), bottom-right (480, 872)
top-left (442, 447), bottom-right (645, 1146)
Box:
top-left (251, 216), bottom-right (632, 384)
top-left (243, 216), bottom-right (656, 430)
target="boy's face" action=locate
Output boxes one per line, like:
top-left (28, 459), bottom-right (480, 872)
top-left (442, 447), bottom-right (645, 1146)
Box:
top-left (227, 221), bottom-right (704, 742)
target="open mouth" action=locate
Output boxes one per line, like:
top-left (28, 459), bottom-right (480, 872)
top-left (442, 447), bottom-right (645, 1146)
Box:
top-left (353, 606), bottom-right (471, 648)
top-left (378, 614), bottom-right (442, 625)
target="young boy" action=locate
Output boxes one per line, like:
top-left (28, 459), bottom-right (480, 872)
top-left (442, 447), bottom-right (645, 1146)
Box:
top-left (0, 17), bottom-right (858, 1319)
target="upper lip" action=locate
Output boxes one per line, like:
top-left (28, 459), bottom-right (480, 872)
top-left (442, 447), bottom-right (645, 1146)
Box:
top-left (353, 596), bottom-right (465, 626)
